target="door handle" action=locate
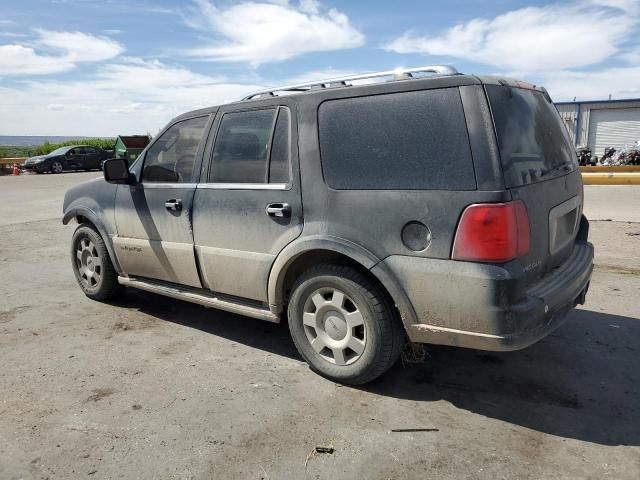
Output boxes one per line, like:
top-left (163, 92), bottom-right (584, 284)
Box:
top-left (165, 199), bottom-right (182, 211)
top-left (266, 203), bottom-right (291, 218)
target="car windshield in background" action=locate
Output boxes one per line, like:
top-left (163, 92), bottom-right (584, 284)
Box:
top-left (487, 85), bottom-right (577, 188)
top-left (48, 147), bottom-right (72, 156)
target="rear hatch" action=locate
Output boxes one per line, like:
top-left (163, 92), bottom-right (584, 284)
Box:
top-left (486, 84), bottom-right (583, 283)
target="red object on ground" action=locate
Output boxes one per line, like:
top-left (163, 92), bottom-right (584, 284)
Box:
top-left (12, 163), bottom-right (20, 176)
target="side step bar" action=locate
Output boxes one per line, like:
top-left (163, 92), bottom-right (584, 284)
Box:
top-left (118, 276), bottom-right (279, 323)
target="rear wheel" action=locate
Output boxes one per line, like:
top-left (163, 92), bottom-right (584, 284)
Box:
top-left (287, 264), bottom-right (405, 385)
top-left (71, 224), bottom-right (121, 300)
top-left (50, 161), bottom-right (63, 174)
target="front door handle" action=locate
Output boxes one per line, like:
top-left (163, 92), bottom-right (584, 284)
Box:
top-left (266, 203), bottom-right (291, 218)
top-left (165, 199), bottom-right (182, 212)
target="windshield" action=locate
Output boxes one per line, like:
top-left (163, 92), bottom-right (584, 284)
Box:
top-left (47, 146), bottom-right (72, 156)
top-left (487, 85), bottom-right (577, 188)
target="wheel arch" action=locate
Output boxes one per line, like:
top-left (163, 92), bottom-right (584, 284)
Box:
top-left (63, 207), bottom-right (123, 274)
top-left (268, 237), bottom-right (418, 327)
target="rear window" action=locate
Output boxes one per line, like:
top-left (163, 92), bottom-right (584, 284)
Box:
top-left (318, 88), bottom-right (476, 190)
top-left (486, 85), bottom-right (578, 188)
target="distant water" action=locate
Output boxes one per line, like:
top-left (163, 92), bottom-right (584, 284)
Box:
top-left (0, 135), bottom-right (95, 146)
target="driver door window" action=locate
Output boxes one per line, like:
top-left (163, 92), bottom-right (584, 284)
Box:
top-left (143, 116), bottom-right (208, 183)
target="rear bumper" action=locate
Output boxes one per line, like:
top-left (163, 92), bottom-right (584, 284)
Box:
top-left (382, 242), bottom-right (594, 351)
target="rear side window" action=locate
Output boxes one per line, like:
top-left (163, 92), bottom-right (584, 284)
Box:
top-left (318, 88), bottom-right (475, 190)
top-left (209, 107), bottom-right (291, 184)
top-left (210, 109), bottom-right (276, 183)
top-left (486, 85), bottom-right (578, 188)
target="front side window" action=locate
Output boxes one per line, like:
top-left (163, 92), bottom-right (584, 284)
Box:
top-left (210, 107), bottom-right (291, 184)
top-left (143, 116), bottom-right (208, 183)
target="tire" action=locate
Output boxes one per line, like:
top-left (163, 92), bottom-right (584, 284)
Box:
top-left (50, 160), bottom-right (63, 174)
top-left (71, 224), bottom-right (121, 301)
top-left (287, 263), bottom-right (405, 385)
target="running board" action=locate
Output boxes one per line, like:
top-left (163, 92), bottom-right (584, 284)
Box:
top-left (117, 276), bottom-right (279, 323)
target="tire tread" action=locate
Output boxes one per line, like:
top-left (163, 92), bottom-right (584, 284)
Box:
top-left (71, 224), bottom-right (121, 301)
top-left (288, 263), bottom-right (405, 385)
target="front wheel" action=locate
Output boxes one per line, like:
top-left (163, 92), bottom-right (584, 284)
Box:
top-left (50, 160), bottom-right (64, 174)
top-left (287, 264), bottom-right (405, 385)
top-left (71, 224), bottom-right (121, 300)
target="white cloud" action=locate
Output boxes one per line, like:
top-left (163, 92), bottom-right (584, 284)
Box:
top-left (384, 0), bottom-right (639, 72)
top-left (0, 58), bottom-right (263, 136)
top-left (184, 0), bottom-right (364, 66)
top-left (585, 0), bottom-right (640, 13)
top-left (0, 44), bottom-right (73, 75)
top-left (282, 68), bottom-right (361, 84)
top-left (541, 66), bottom-right (640, 101)
top-left (0, 30), bottom-right (123, 75)
top-left (35, 29), bottom-right (123, 62)
top-left (298, 0), bottom-right (320, 15)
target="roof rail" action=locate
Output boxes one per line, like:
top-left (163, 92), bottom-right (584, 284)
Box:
top-left (242, 65), bottom-right (459, 100)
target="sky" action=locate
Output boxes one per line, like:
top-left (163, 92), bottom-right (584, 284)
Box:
top-left (0, 0), bottom-right (639, 136)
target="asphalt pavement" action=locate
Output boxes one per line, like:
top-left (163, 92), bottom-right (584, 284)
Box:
top-left (1, 171), bottom-right (639, 480)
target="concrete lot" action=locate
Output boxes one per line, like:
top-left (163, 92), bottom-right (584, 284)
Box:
top-left (1, 172), bottom-right (639, 479)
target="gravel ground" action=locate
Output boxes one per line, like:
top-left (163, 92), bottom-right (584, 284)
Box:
top-left (1, 172), bottom-right (639, 479)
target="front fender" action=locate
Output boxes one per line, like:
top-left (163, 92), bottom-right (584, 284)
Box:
top-left (63, 206), bottom-right (123, 274)
top-left (62, 178), bottom-right (122, 273)
top-left (267, 235), bottom-right (418, 327)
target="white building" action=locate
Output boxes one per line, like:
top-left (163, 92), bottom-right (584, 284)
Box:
top-left (555, 98), bottom-right (640, 157)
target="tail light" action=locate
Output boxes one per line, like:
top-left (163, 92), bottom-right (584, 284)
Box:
top-left (452, 200), bottom-right (530, 263)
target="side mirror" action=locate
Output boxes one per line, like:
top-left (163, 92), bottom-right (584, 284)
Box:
top-left (103, 158), bottom-right (134, 184)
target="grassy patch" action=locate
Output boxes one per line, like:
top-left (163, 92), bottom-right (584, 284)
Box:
top-left (0, 138), bottom-right (116, 158)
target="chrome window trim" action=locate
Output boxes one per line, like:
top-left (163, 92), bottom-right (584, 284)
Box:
top-left (196, 183), bottom-right (288, 191)
top-left (139, 183), bottom-right (198, 189)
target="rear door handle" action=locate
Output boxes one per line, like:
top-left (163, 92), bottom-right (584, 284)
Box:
top-left (266, 203), bottom-right (291, 217)
top-left (165, 199), bottom-right (182, 211)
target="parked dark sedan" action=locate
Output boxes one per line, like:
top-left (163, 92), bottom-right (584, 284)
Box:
top-left (22, 146), bottom-right (112, 174)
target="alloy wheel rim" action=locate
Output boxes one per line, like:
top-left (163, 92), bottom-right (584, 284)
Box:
top-left (302, 287), bottom-right (366, 366)
top-left (75, 237), bottom-right (102, 288)
top-left (52, 161), bottom-right (63, 173)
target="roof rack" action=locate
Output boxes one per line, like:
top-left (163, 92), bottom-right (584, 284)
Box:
top-left (242, 65), bottom-right (459, 100)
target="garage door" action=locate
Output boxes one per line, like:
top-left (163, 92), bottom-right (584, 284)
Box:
top-left (588, 108), bottom-right (640, 157)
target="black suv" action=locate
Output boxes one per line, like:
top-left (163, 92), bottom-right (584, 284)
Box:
top-left (23, 145), bottom-right (111, 174)
top-left (62, 66), bottom-right (594, 384)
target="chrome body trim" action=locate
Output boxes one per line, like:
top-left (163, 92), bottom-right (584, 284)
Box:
top-left (196, 183), bottom-right (288, 191)
top-left (137, 183), bottom-right (198, 189)
top-left (118, 276), bottom-right (279, 323)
